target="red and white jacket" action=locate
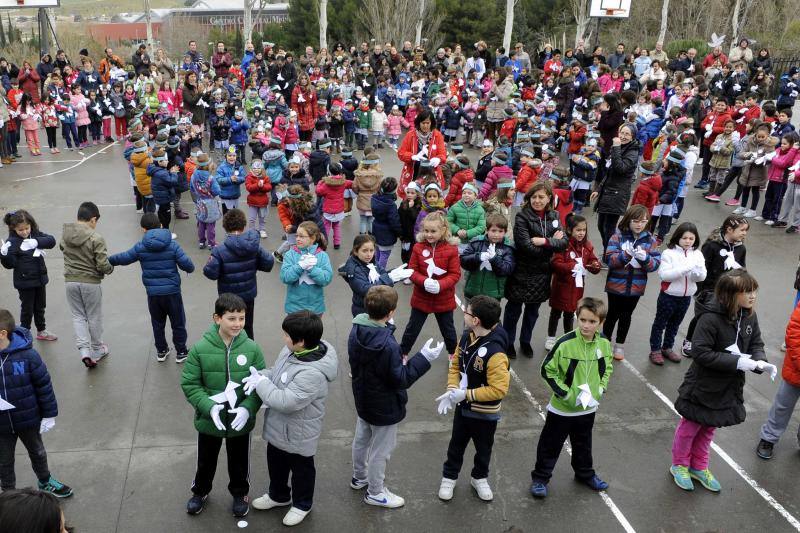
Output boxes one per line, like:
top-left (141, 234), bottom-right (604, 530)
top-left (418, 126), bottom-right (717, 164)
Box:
top-left (658, 246), bottom-right (707, 297)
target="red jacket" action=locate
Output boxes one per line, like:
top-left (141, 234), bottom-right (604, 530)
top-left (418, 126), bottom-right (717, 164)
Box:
top-left (567, 126), bottom-right (587, 155)
top-left (499, 119), bottom-right (516, 140)
top-left (549, 237), bottom-right (601, 312)
top-left (552, 188), bottom-right (574, 226)
top-left (315, 175), bottom-right (352, 214)
top-left (783, 301), bottom-right (800, 386)
top-left (18, 68), bottom-right (41, 104)
top-left (444, 168), bottom-right (475, 207)
top-left (631, 175), bottom-right (663, 214)
top-left (408, 240), bottom-right (461, 314)
top-left (245, 172), bottom-right (272, 207)
top-left (291, 85), bottom-right (318, 132)
top-left (398, 128), bottom-right (447, 197)
top-left (733, 104), bottom-right (760, 136)
top-left (515, 164), bottom-right (540, 195)
top-left (700, 109), bottom-right (733, 147)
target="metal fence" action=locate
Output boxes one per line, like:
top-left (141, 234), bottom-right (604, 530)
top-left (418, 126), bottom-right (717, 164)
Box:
top-left (768, 56), bottom-right (800, 99)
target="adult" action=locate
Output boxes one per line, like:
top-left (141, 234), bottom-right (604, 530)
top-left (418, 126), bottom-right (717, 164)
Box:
top-left (18, 61), bottom-right (41, 103)
top-left (98, 47), bottom-right (124, 84)
top-left (400, 40), bottom-right (414, 61)
top-left (0, 58), bottom-right (19, 81)
top-left (590, 46), bottom-right (606, 67)
top-left (75, 59), bottom-right (101, 96)
top-left (750, 48), bottom-right (773, 77)
top-left (181, 72), bottom-right (207, 132)
top-left (639, 60), bottom-right (667, 84)
top-left (269, 52), bottom-right (296, 102)
top-left (633, 48), bottom-right (652, 78)
top-left (608, 43), bottom-right (627, 70)
top-left (537, 43), bottom-right (554, 69)
top-left (131, 44), bottom-right (151, 76)
top-left (514, 42), bottom-right (532, 72)
top-left (154, 48), bottom-right (175, 85)
top-left (649, 42), bottom-right (668, 65)
top-left (729, 38), bottom-right (754, 65)
top-left (590, 123), bottom-right (640, 253)
top-left (185, 40), bottom-right (204, 69)
top-left (369, 44), bottom-right (387, 73)
top-left (211, 41), bottom-right (232, 79)
top-left (299, 45), bottom-right (316, 71)
top-left (703, 46), bottom-right (728, 69)
top-left (35, 54), bottom-right (54, 93)
top-left (397, 110), bottom-right (447, 194)
top-left (475, 41), bottom-right (492, 68)
top-left (291, 73), bottom-right (318, 142)
top-left (54, 49), bottom-right (70, 72)
top-left (484, 68), bottom-right (514, 142)
top-left (668, 50), bottom-right (694, 75)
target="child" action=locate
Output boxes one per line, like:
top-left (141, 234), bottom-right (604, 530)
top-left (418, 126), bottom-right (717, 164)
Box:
top-left (736, 122), bottom-right (776, 218)
top-left (352, 149), bottom-right (383, 234)
top-left (630, 161), bottom-right (662, 215)
top-left (569, 140), bottom-right (600, 214)
top-left (148, 147), bottom-right (180, 231)
top-left (530, 297), bottom-right (613, 498)
top-left (315, 162), bottom-right (352, 249)
top-left (478, 151), bottom-right (513, 200)
top-left (650, 147), bottom-right (686, 244)
top-left (190, 153), bottom-right (222, 249)
top-left (400, 211), bottom-right (461, 359)
top-left (704, 120), bottom-right (736, 202)
top-left (60, 202), bottom-right (114, 368)
top-left (309, 139), bottom-right (332, 185)
top-left (371, 177), bottom-right (402, 268)
top-left (370, 101), bottom-right (388, 148)
top-left (1, 211), bottom-right (58, 341)
top-left (444, 156), bottom-right (476, 207)
top-left (210, 104), bottom-right (231, 157)
top-left (386, 105), bottom-right (405, 149)
top-left (355, 98), bottom-right (371, 150)
top-left (0, 309), bottom-right (72, 498)
top-left (761, 132), bottom-right (799, 224)
top-left (670, 270), bottom-right (774, 493)
top-left (460, 213), bottom-right (516, 301)
top-left (203, 209), bottom-right (274, 340)
top-left (216, 146), bottom-right (246, 214)
top-left (435, 295), bottom-right (510, 502)
top-left (648, 222), bottom-right (707, 366)
top-left (279, 221), bottom-right (333, 316)
top-left (55, 92), bottom-right (79, 151)
top-left (109, 213), bottom-right (194, 362)
top-left (263, 138), bottom-right (288, 205)
top-left (181, 293), bottom-right (266, 518)
top-left (131, 138), bottom-right (154, 213)
top-left (414, 183), bottom-right (447, 234)
top-left (275, 186), bottom-right (319, 260)
top-left (348, 286), bottom-right (442, 508)
top-left (40, 94), bottom-right (60, 154)
top-left (447, 183), bottom-right (486, 253)
top-left (399, 182), bottom-right (422, 270)
top-left (230, 109), bottom-right (251, 164)
top-left (239, 312), bottom-right (337, 529)
top-left (775, 152), bottom-right (800, 232)
top-left (18, 94), bottom-right (42, 156)
top-left (281, 155), bottom-right (311, 191)
top-left (545, 214), bottom-right (602, 349)
top-left (244, 159), bottom-right (272, 238)
top-left (603, 204), bottom-right (661, 360)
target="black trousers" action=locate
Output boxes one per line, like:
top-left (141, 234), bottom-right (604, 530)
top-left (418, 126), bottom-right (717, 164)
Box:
top-left (597, 213), bottom-right (619, 255)
top-left (0, 428), bottom-right (51, 489)
top-left (532, 411), bottom-right (596, 483)
top-left (45, 126), bottom-right (57, 149)
top-left (503, 300), bottom-right (541, 345)
top-left (147, 293), bottom-right (187, 353)
top-left (18, 286), bottom-right (46, 331)
top-left (244, 299), bottom-right (255, 341)
top-left (267, 443), bottom-right (316, 511)
top-left (157, 202), bottom-right (172, 230)
top-left (442, 408), bottom-right (497, 480)
top-left (603, 293), bottom-right (641, 344)
top-left (191, 432), bottom-right (251, 497)
top-left (400, 307), bottom-right (457, 355)
top-left (547, 309), bottom-right (574, 337)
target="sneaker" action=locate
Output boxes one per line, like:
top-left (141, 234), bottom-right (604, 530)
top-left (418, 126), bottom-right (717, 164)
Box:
top-left (364, 488), bottom-right (405, 508)
top-left (252, 493), bottom-right (291, 510)
top-left (765, 219), bottom-right (775, 226)
top-left (438, 477), bottom-right (456, 500)
top-left (743, 209), bottom-right (757, 218)
top-left (507, 344), bottom-right (517, 359)
top-left (259, 230), bottom-right (268, 239)
top-left (175, 351), bottom-right (188, 364)
top-left (283, 507), bottom-right (310, 526)
top-left (669, 465), bottom-right (694, 491)
top-left (649, 350), bottom-right (665, 365)
top-left (756, 439), bottom-right (774, 460)
top-left (198, 242), bottom-right (206, 249)
top-left (530, 481), bottom-right (548, 498)
top-left (470, 477), bottom-right (493, 501)
top-left (520, 343), bottom-right (534, 358)
top-left (688, 468), bottom-right (721, 492)
top-left (732, 206), bottom-right (745, 214)
top-left (36, 330), bottom-right (58, 341)
top-left (578, 474), bottom-right (608, 491)
top-left (662, 348), bottom-right (682, 363)
top-left (613, 344), bottom-right (624, 361)
top-left (38, 476), bottom-right (73, 498)
top-left (156, 350), bottom-right (169, 362)
top-left (682, 339), bottom-right (692, 357)
top-left (175, 210), bottom-right (190, 220)
top-left (232, 495), bottom-right (249, 517)
top-left (693, 181), bottom-right (708, 189)
top-left (93, 344), bottom-right (110, 360)
top-left (705, 194), bottom-right (721, 202)
top-left (787, 226), bottom-right (800, 234)
top-left (753, 215), bottom-right (764, 221)
top-left (81, 356), bottom-right (97, 369)
top-left (350, 477), bottom-right (368, 490)
top-left (334, 244), bottom-right (340, 249)
top-left (186, 494), bottom-right (208, 514)
top-left (274, 251), bottom-right (283, 263)
top-left (774, 221), bottom-right (788, 229)
top-left (544, 336), bottom-right (556, 350)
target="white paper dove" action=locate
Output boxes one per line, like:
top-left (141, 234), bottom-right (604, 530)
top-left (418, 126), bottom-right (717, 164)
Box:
top-left (424, 258), bottom-right (446, 278)
top-left (719, 249), bottom-right (742, 270)
top-left (707, 32), bottom-right (726, 48)
top-left (209, 381), bottom-right (240, 408)
top-left (0, 396), bottom-right (14, 411)
top-left (277, 73), bottom-right (284, 81)
top-left (87, 74), bottom-right (96, 83)
top-left (367, 263), bottom-right (381, 283)
top-left (298, 94), bottom-right (305, 103)
top-left (571, 256), bottom-right (586, 288)
top-left (576, 384), bottom-right (599, 409)
top-left (198, 98), bottom-right (209, 108)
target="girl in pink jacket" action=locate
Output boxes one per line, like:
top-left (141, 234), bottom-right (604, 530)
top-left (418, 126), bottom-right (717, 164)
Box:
top-left (314, 165), bottom-right (353, 249)
top-left (386, 106), bottom-right (407, 149)
top-left (158, 82), bottom-right (176, 116)
top-left (762, 133), bottom-right (800, 223)
top-left (19, 93), bottom-right (42, 156)
top-left (70, 84), bottom-right (90, 148)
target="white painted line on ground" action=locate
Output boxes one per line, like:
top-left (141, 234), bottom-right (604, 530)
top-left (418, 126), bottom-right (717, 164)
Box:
top-left (509, 368), bottom-right (637, 533)
top-left (620, 359), bottom-right (800, 531)
top-left (10, 159), bottom-right (83, 164)
top-left (14, 142), bottom-right (118, 182)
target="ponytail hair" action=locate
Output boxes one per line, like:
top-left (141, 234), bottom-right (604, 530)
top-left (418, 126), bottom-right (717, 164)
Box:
top-left (3, 210), bottom-right (39, 236)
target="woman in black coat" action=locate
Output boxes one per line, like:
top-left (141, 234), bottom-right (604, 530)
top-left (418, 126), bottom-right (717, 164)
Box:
top-left (503, 182), bottom-right (567, 359)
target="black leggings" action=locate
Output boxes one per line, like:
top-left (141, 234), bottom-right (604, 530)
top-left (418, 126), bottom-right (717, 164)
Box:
top-left (597, 213), bottom-right (619, 256)
top-left (740, 186), bottom-right (761, 210)
top-left (157, 202), bottom-right (172, 230)
top-left (547, 309), bottom-right (574, 337)
top-left (603, 293), bottom-right (641, 344)
top-left (400, 308), bottom-right (458, 355)
top-left (45, 127), bottom-right (57, 149)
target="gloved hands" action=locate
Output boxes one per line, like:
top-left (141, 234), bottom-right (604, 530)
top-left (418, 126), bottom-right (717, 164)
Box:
top-left (401, 242), bottom-right (411, 251)
top-left (449, 388), bottom-right (467, 405)
top-left (704, 130), bottom-right (712, 139)
top-left (388, 264), bottom-right (413, 282)
top-left (754, 156), bottom-right (765, 165)
top-left (367, 263), bottom-right (381, 283)
top-left (633, 246), bottom-right (647, 262)
top-left (436, 391), bottom-right (454, 415)
top-left (429, 157), bottom-right (441, 168)
top-left (0, 240), bottom-right (10, 256)
top-left (228, 407), bottom-right (250, 431)
top-left (756, 360), bottom-right (778, 380)
top-left (20, 239), bottom-right (39, 252)
top-left (736, 357), bottom-right (758, 372)
top-left (705, 123), bottom-right (713, 132)
top-left (411, 146), bottom-right (429, 161)
top-left (733, 83), bottom-right (742, 92)
top-left (298, 254), bottom-right (318, 270)
top-left (39, 417), bottom-right (55, 434)
top-left (420, 338), bottom-right (445, 362)
top-left (242, 366), bottom-right (266, 395)
top-left (423, 278), bottom-right (440, 294)
top-left (479, 243), bottom-right (496, 263)
top-left (764, 151), bottom-right (777, 162)
top-left (209, 404), bottom-right (225, 431)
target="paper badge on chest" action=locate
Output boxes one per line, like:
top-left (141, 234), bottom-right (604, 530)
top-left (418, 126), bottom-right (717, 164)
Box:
top-left (236, 354), bottom-right (247, 366)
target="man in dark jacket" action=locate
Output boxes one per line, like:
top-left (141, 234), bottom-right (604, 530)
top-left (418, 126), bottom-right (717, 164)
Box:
top-left (269, 53), bottom-right (296, 102)
top-left (131, 44), bottom-right (151, 76)
top-left (0, 309), bottom-right (72, 497)
top-left (348, 285), bottom-right (443, 508)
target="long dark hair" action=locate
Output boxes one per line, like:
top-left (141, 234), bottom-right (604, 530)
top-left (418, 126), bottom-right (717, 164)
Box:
top-left (414, 109), bottom-right (436, 130)
top-left (4, 210), bottom-right (39, 236)
top-left (668, 222), bottom-right (700, 250)
top-left (716, 270), bottom-right (759, 320)
top-left (0, 488), bottom-right (71, 533)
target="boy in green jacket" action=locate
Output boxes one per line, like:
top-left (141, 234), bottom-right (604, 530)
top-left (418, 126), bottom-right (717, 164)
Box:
top-left (447, 183), bottom-right (486, 251)
top-left (181, 293), bottom-right (266, 518)
top-left (530, 297), bottom-right (613, 499)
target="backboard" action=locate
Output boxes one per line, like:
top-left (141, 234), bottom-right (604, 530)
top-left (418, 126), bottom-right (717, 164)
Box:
top-left (0, 0), bottom-right (60, 8)
top-left (589, 0), bottom-right (631, 18)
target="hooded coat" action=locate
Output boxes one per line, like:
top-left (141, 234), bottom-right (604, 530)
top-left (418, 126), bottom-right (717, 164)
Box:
top-left (371, 192), bottom-right (402, 247)
top-left (203, 230), bottom-right (274, 301)
top-left (60, 223), bottom-right (114, 284)
top-left (109, 228), bottom-right (194, 296)
top-left (352, 168), bottom-right (383, 212)
top-left (0, 230), bottom-right (56, 290)
top-left (595, 140), bottom-right (640, 216)
top-left (338, 256), bottom-right (393, 316)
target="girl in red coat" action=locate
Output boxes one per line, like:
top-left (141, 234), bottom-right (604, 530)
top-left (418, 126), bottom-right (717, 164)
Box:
top-left (400, 211), bottom-right (461, 359)
top-left (245, 159), bottom-right (272, 237)
top-left (698, 99), bottom-right (733, 187)
top-left (291, 73), bottom-right (318, 142)
top-left (315, 162), bottom-right (353, 249)
top-left (630, 161), bottom-right (662, 215)
top-left (545, 214), bottom-right (601, 349)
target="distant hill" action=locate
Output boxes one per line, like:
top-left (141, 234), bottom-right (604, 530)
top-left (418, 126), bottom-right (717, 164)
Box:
top-left (55, 0), bottom-right (186, 17)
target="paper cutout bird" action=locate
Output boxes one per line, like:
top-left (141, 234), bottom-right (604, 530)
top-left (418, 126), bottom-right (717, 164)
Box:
top-left (209, 381), bottom-right (240, 408)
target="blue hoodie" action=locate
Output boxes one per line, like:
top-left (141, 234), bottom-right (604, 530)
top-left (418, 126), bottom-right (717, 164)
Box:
top-left (109, 228), bottom-right (195, 296)
top-left (203, 229), bottom-right (274, 301)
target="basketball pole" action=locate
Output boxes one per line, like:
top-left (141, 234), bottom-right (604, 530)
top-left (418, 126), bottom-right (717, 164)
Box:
top-left (592, 16), bottom-right (602, 50)
top-left (37, 7), bottom-right (49, 57)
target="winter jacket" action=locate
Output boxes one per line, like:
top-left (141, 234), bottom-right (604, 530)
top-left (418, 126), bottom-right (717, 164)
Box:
top-left (131, 151), bottom-right (153, 197)
top-left (229, 118), bottom-right (250, 145)
top-left (386, 114), bottom-right (404, 136)
top-left (215, 161), bottom-right (246, 199)
top-left (203, 230), bottom-right (274, 301)
top-left (697, 231), bottom-right (746, 295)
top-left (280, 244), bottom-right (333, 314)
top-left (709, 133), bottom-right (735, 169)
top-left (549, 237), bottom-right (602, 312)
top-left (352, 168), bottom-right (383, 212)
top-left (263, 149), bottom-right (288, 184)
top-left (675, 299), bottom-right (766, 427)
top-left (479, 164), bottom-right (513, 200)
top-left (738, 135), bottom-right (777, 188)
top-left (461, 236), bottom-right (515, 300)
top-left (445, 169), bottom-right (476, 207)
top-left (0, 231), bottom-right (56, 290)
top-left (60, 223), bottom-right (114, 284)
top-left (506, 208), bottom-right (567, 304)
top-left (777, 75), bottom-right (799, 110)
top-left (658, 246), bottom-right (707, 298)
top-left (447, 326), bottom-right (510, 419)
top-left (109, 229), bottom-right (194, 296)
top-left (245, 172), bottom-right (272, 208)
top-left (255, 341), bottom-right (338, 456)
top-left (399, 201), bottom-right (421, 243)
top-left (595, 140), bottom-right (640, 216)
top-left (349, 314), bottom-right (431, 426)
top-left (281, 168), bottom-right (311, 191)
top-left (604, 229), bottom-right (661, 297)
top-left (308, 150), bottom-right (331, 185)
top-left (371, 192), bottom-right (402, 247)
top-left (782, 302), bottom-right (800, 387)
top-left (700, 110), bottom-right (734, 147)
top-left (148, 163), bottom-right (178, 206)
top-left (180, 324), bottom-right (265, 437)
top-left (767, 146), bottom-right (799, 183)
top-left (441, 105), bottom-right (466, 130)
top-left (338, 256), bottom-right (393, 316)
top-left (0, 328), bottom-right (57, 434)
top-left (315, 175), bottom-right (352, 214)
top-left (486, 78), bottom-right (514, 122)
top-left (541, 329), bottom-right (613, 416)
top-left (408, 240), bottom-right (461, 314)
top-left (572, 149), bottom-right (601, 184)
top-left (210, 114), bottom-right (231, 142)
top-left (631, 175), bottom-right (662, 214)
top-left (446, 200), bottom-right (485, 244)
top-left (658, 166), bottom-right (684, 205)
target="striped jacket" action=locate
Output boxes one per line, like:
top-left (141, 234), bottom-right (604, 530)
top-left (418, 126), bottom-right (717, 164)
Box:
top-left (603, 229), bottom-right (660, 297)
top-left (447, 326), bottom-right (510, 419)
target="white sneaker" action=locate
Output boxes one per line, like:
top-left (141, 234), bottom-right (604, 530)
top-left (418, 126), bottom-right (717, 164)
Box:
top-left (544, 336), bottom-right (556, 350)
top-left (252, 493), bottom-right (291, 510)
top-left (732, 206), bottom-right (745, 215)
top-left (364, 488), bottom-right (405, 508)
top-left (438, 478), bottom-right (456, 501)
top-left (754, 215), bottom-right (764, 221)
top-left (282, 507), bottom-right (309, 526)
top-left (470, 477), bottom-right (493, 501)
top-left (765, 219), bottom-right (775, 226)
top-left (259, 230), bottom-right (268, 239)
top-left (743, 209), bottom-right (757, 218)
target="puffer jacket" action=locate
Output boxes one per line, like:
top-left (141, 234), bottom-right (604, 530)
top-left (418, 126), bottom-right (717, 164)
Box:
top-left (479, 164), bottom-right (513, 200)
top-left (109, 228), bottom-right (194, 296)
top-left (658, 166), bottom-right (684, 205)
top-left (549, 237), bottom-right (601, 312)
top-left (697, 230), bottom-right (746, 296)
top-left (675, 299), bottom-right (766, 427)
top-left (709, 133), bottom-right (735, 169)
top-left (371, 192), bottom-right (401, 247)
top-left (230, 118), bottom-right (250, 145)
top-left (631, 175), bottom-right (662, 214)
top-left (338, 256), bottom-right (393, 316)
top-left (245, 172), bottom-right (272, 208)
top-left (782, 302), bottom-right (800, 387)
top-left (315, 175), bottom-right (352, 214)
top-left (352, 168), bottom-right (383, 212)
top-left (263, 149), bottom-right (288, 184)
top-left (181, 324), bottom-right (265, 437)
top-left (595, 140), bottom-right (640, 216)
top-left (408, 240), bottom-right (461, 314)
top-left (255, 342), bottom-right (338, 456)
top-left (461, 236), bottom-right (515, 299)
top-left (0, 328), bottom-right (57, 434)
top-left (767, 146), bottom-right (799, 183)
top-left (308, 150), bottom-right (331, 184)
top-left (203, 230), bottom-right (274, 301)
top-left (505, 207), bottom-right (567, 304)
top-left (280, 243), bottom-right (333, 314)
top-left (604, 229), bottom-right (661, 297)
top-left (658, 246), bottom-right (706, 298)
top-left (445, 168), bottom-right (475, 207)
top-left (131, 151), bottom-right (153, 196)
top-left (0, 231), bottom-right (57, 289)
top-left (148, 163), bottom-right (178, 206)
top-left (215, 161), bottom-right (246, 199)
top-left (447, 199), bottom-right (486, 243)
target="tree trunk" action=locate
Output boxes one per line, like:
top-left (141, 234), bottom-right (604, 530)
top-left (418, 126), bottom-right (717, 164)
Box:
top-left (571, 0), bottom-right (590, 48)
top-left (730, 0), bottom-right (742, 47)
top-left (502, 0), bottom-right (514, 52)
top-left (244, 0), bottom-right (253, 45)
top-left (319, 0), bottom-right (328, 50)
top-left (415, 0), bottom-right (424, 46)
top-left (657, 0), bottom-right (670, 44)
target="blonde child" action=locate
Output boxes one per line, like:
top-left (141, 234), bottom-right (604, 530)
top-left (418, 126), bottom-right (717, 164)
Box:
top-left (370, 101), bottom-right (388, 148)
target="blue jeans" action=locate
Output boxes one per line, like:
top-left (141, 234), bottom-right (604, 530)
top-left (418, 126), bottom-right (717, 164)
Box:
top-left (649, 292), bottom-right (691, 351)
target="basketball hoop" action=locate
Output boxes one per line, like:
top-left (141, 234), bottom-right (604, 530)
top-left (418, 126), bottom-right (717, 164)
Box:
top-left (605, 8), bottom-right (621, 15)
top-left (16, 0), bottom-right (24, 5)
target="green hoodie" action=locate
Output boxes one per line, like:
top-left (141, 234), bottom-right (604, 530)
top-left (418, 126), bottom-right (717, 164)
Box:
top-left (181, 324), bottom-right (266, 437)
top-left (352, 313), bottom-right (387, 328)
top-left (60, 222), bottom-right (114, 284)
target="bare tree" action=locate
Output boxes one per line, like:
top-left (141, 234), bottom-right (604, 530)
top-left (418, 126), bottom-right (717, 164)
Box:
top-left (319, 0), bottom-right (328, 50)
top-left (243, 0), bottom-right (271, 45)
top-left (357, 0), bottom-right (441, 49)
top-left (502, 0), bottom-right (516, 52)
top-left (415, 0), bottom-right (424, 46)
top-left (657, 0), bottom-right (669, 44)
top-left (569, 0), bottom-right (591, 48)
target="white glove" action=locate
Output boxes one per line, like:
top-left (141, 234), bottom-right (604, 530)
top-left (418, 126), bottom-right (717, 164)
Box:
top-left (754, 156), bottom-right (765, 165)
top-left (436, 391), bottom-right (454, 415)
top-left (764, 151), bottom-right (777, 162)
top-left (429, 157), bottom-right (441, 168)
top-left (411, 146), bottom-right (429, 161)
top-left (39, 417), bottom-right (55, 434)
top-left (423, 278), bottom-right (440, 294)
top-left (756, 361), bottom-right (778, 380)
top-left (228, 407), bottom-right (250, 431)
top-left (705, 123), bottom-right (713, 132)
top-left (449, 388), bottom-right (467, 404)
top-left (209, 404), bottom-right (225, 431)
top-left (0, 240), bottom-right (10, 256)
top-left (367, 263), bottom-right (381, 283)
top-left (633, 246), bottom-right (647, 262)
top-left (620, 240), bottom-right (634, 257)
top-left (792, 91), bottom-right (799, 99)
top-left (479, 251), bottom-right (492, 262)
top-left (401, 242), bottom-right (411, 251)
top-left (20, 239), bottom-right (39, 252)
top-left (242, 366), bottom-right (266, 396)
top-left (485, 243), bottom-right (497, 259)
top-left (736, 357), bottom-right (758, 372)
top-left (420, 338), bottom-right (445, 362)
top-left (733, 83), bottom-right (742, 92)
top-left (388, 264), bottom-right (413, 282)
top-left (301, 254), bottom-right (318, 270)
top-left (738, 108), bottom-right (747, 115)
top-left (704, 131), bottom-right (712, 138)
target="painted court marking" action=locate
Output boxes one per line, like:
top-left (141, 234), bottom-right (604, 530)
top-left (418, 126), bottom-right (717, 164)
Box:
top-left (14, 141), bottom-right (118, 182)
top-left (620, 359), bottom-right (800, 531)
top-left (509, 368), bottom-right (637, 533)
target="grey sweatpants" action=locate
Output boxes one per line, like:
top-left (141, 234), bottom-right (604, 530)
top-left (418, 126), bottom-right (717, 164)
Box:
top-left (778, 180), bottom-right (800, 228)
top-left (760, 380), bottom-right (800, 445)
top-left (66, 282), bottom-right (104, 358)
top-left (352, 417), bottom-right (398, 496)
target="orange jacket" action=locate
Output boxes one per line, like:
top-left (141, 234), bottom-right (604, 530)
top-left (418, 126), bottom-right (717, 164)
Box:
top-left (515, 165), bottom-right (540, 195)
top-left (783, 301), bottom-right (800, 387)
